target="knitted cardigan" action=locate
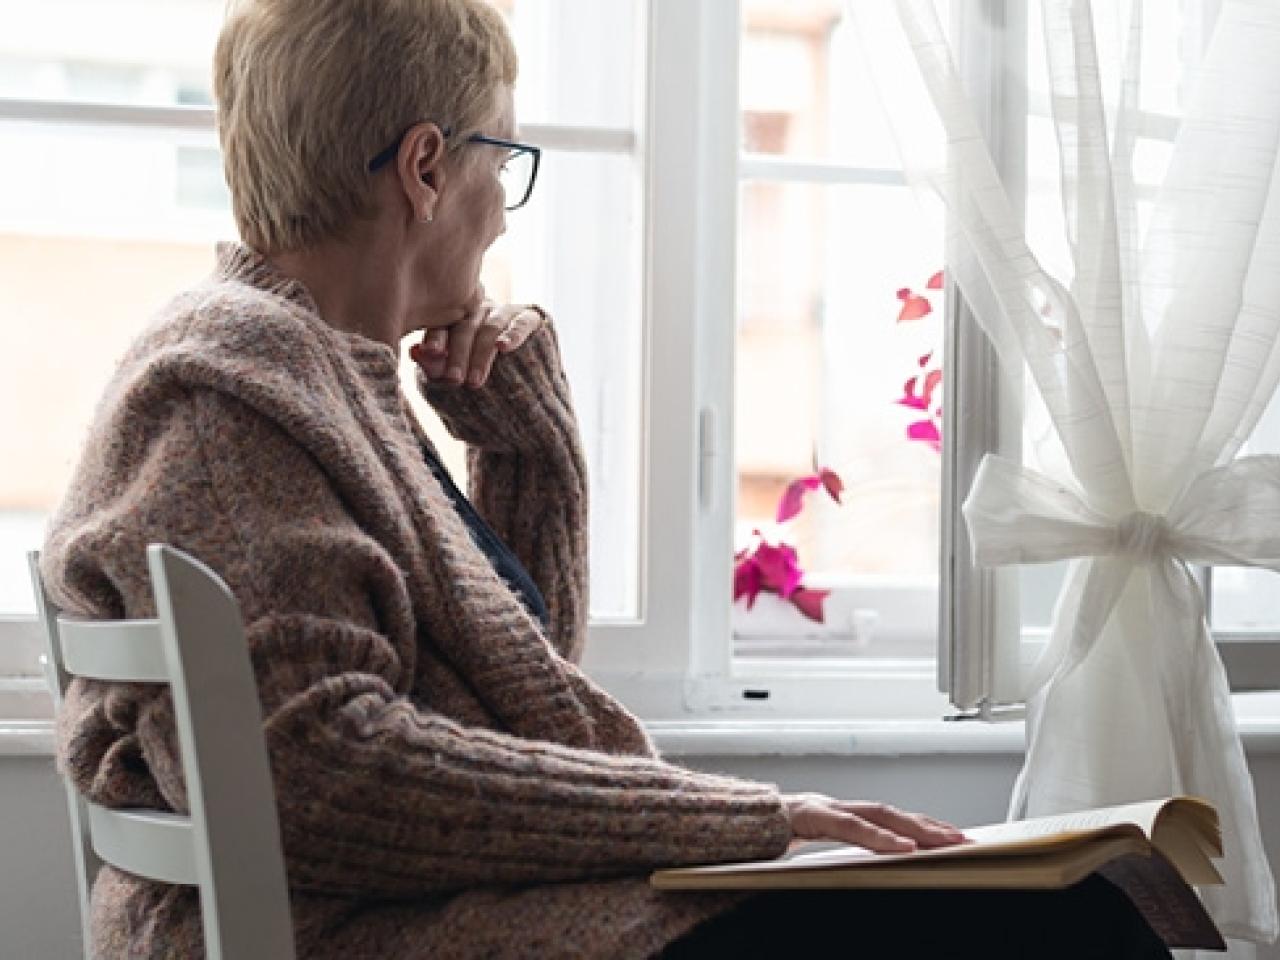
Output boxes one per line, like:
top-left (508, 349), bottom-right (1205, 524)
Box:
top-left (41, 244), bottom-right (791, 959)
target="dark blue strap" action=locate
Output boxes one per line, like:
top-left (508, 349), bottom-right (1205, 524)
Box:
top-left (420, 444), bottom-right (550, 629)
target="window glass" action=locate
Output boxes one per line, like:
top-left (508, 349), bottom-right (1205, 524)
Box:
top-left (1214, 399), bottom-right (1280, 632)
top-left (734, 0), bottom-right (945, 659)
top-left (739, 0), bottom-right (904, 169)
top-left (0, 0), bottom-right (637, 129)
top-left (0, 1), bottom-right (642, 618)
top-left (0, 2), bottom-right (225, 106)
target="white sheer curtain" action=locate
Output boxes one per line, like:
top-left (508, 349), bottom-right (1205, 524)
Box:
top-left (849, 0), bottom-right (1280, 945)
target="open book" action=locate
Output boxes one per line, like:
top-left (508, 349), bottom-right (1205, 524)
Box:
top-left (651, 796), bottom-right (1226, 950)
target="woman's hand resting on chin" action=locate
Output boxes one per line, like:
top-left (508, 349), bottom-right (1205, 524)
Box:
top-left (410, 285), bottom-right (547, 388)
top-left (782, 793), bottom-right (968, 853)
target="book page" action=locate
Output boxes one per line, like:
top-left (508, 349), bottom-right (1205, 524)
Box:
top-left (779, 799), bottom-right (1172, 869)
top-left (963, 799), bottom-right (1171, 846)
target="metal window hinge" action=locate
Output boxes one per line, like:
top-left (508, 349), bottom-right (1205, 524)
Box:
top-left (697, 407), bottom-right (716, 511)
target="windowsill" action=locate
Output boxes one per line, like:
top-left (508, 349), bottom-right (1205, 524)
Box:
top-left (5, 690), bottom-right (1280, 759)
top-left (651, 691), bottom-right (1280, 757)
top-left (649, 717), bottom-right (1025, 756)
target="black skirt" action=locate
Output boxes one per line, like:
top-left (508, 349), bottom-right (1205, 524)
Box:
top-left (659, 874), bottom-right (1176, 959)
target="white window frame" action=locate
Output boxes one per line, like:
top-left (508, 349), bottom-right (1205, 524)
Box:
top-left (589, 0), bottom-right (1280, 727)
top-left (13, 0), bottom-right (1270, 727)
top-left (0, 2), bottom-right (648, 705)
top-left (583, 0), bottom-right (952, 723)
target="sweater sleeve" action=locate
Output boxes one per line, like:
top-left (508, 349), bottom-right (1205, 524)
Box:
top-left (418, 324), bottom-right (589, 662)
top-left (45, 386), bottom-right (790, 900)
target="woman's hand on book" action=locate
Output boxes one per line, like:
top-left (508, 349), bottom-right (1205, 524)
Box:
top-left (782, 794), bottom-right (967, 853)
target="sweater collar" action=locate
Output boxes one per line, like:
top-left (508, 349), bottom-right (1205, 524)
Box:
top-left (214, 241), bottom-right (403, 404)
top-left (215, 241), bottom-right (318, 312)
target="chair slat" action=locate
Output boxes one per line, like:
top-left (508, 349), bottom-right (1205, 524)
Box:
top-left (58, 619), bottom-right (167, 683)
top-left (33, 546), bottom-right (297, 959)
top-left (86, 803), bottom-right (199, 886)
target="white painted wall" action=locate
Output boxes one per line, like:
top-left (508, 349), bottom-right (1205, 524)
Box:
top-left (3, 742), bottom-right (1277, 958)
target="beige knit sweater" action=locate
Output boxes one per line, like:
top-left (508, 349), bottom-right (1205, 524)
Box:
top-left (41, 244), bottom-right (791, 959)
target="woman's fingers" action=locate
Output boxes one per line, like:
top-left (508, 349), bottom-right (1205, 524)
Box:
top-left (465, 306), bottom-right (511, 386)
top-left (829, 810), bottom-right (919, 853)
top-left (423, 327), bottom-right (448, 357)
top-left (441, 298), bottom-right (489, 383)
top-left (840, 803), bottom-right (968, 849)
top-left (783, 794), bottom-right (967, 854)
top-left (783, 794), bottom-right (909, 850)
top-left (412, 301), bottom-right (549, 388)
top-left (495, 305), bottom-right (547, 352)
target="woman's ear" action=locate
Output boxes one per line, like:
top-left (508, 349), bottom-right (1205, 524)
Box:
top-left (395, 122), bottom-right (447, 223)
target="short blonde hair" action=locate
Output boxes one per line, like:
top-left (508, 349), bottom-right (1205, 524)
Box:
top-left (214, 0), bottom-right (518, 252)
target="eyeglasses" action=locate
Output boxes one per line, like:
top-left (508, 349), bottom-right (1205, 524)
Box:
top-left (367, 126), bottom-right (542, 211)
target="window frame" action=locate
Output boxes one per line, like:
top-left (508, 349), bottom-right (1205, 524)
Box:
top-left (0, 2), bottom-right (648, 687)
top-left (593, 0), bottom-right (1280, 726)
top-left (584, 0), bottom-right (950, 722)
top-left (9, 0), bottom-right (1274, 726)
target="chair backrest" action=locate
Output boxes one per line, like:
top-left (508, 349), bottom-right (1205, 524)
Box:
top-left (30, 545), bottom-right (296, 960)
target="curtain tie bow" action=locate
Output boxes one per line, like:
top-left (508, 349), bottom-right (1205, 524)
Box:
top-left (1113, 511), bottom-right (1171, 563)
top-left (963, 454), bottom-right (1280, 570)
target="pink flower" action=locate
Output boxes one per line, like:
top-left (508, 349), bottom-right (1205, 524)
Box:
top-left (733, 550), bottom-right (764, 608)
top-left (776, 468), bottom-right (845, 523)
top-left (776, 476), bottom-right (822, 524)
top-left (752, 540), bottom-right (803, 598)
top-left (732, 535), bottom-right (832, 623)
top-left (790, 587), bottom-right (831, 623)
top-left (819, 467), bottom-right (843, 504)
top-left (896, 287), bottom-right (932, 323)
top-left (907, 419), bottom-right (942, 452)
top-left (735, 467), bottom-right (845, 624)
top-left (894, 273), bottom-right (944, 454)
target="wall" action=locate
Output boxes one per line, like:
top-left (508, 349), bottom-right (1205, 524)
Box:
top-left (1, 755), bottom-right (82, 960)
top-left (1, 743), bottom-right (1277, 959)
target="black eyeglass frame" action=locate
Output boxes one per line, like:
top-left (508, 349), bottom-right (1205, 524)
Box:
top-left (367, 125), bottom-right (542, 211)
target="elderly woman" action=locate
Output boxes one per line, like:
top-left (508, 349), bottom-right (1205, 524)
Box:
top-left (41, 0), bottom-right (1175, 957)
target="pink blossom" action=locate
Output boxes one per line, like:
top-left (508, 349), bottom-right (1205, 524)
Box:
top-left (896, 287), bottom-right (932, 323)
top-left (776, 468), bottom-right (845, 523)
top-left (776, 476), bottom-right (823, 523)
top-left (907, 419), bottom-right (942, 452)
top-left (733, 553), bottom-right (763, 608)
top-left (789, 587), bottom-right (830, 623)
top-left (752, 540), bottom-right (803, 598)
top-left (819, 468), bottom-right (843, 504)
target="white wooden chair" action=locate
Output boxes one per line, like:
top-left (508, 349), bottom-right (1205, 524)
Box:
top-left (29, 545), bottom-right (296, 960)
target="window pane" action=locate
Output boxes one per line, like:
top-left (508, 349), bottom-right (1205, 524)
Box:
top-left (508, 0), bottom-right (638, 129)
top-left (0, 135), bottom-right (642, 618)
top-left (0, 121), bottom-right (232, 240)
top-left (0, 1), bottom-right (638, 128)
top-left (734, 2), bottom-right (947, 659)
top-left (0, 230), bottom-right (217, 614)
top-left (740, 0), bottom-right (947, 167)
top-left (534, 151), bottom-right (643, 618)
top-left (734, 177), bottom-right (943, 656)
top-left (0, 1), bottom-right (225, 106)
top-left (1213, 394), bottom-right (1280, 632)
